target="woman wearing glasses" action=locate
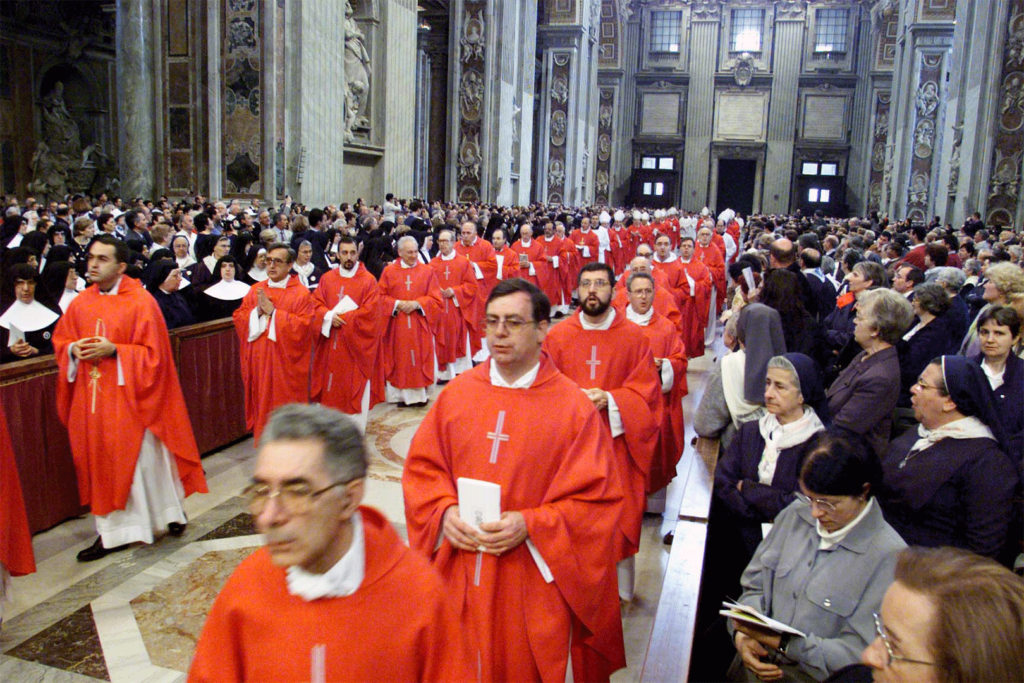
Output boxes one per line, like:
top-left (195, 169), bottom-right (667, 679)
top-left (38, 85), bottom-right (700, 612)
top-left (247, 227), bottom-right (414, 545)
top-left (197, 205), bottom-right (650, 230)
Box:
top-left (877, 356), bottom-right (1018, 562)
top-left (728, 432), bottom-right (906, 682)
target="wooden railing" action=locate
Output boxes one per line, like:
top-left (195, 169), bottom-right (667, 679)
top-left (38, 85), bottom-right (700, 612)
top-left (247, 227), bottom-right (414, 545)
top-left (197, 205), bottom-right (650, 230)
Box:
top-left (0, 318), bottom-right (249, 533)
top-left (640, 436), bottom-right (720, 682)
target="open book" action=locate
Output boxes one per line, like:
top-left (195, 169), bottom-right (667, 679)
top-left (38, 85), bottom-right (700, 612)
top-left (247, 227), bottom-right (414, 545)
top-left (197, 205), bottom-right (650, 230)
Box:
top-left (720, 601), bottom-right (807, 637)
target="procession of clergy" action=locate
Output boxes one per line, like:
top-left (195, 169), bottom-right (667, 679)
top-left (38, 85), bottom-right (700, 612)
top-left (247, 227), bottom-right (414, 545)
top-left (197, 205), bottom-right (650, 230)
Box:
top-left (1, 204), bottom-right (742, 682)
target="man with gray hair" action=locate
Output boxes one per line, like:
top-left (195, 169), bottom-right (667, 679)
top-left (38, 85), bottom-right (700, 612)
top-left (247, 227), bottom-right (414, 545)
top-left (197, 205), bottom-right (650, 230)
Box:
top-left (190, 404), bottom-right (466, 682)
top-left (378, 234), bottom-right (443, 406)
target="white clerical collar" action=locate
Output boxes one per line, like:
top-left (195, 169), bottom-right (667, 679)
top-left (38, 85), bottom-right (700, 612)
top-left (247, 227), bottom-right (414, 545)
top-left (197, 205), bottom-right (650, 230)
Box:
top-left (338, 263), bottom-right (359, 278)
top-left (580, 227), bottom-right (591, 233)
top-left (580, 307), bottom-right (615, 330)
top-left (286, 511), bottom-right (365, 600)
top-left (400, 259), bottom-right (419, 269)
top-left (204, 279), bottom-right (250, 300)
top-left (248, 267), bottom-right (268, 282)
top-left (464, 237), bottom-right (478, 247)
top-left (0, 299), bottom-right (60, 332)
top-left (654, 252), bottom-right (678, 263)
top-left (99, 276), bottom-right (123, 296)
top-left (268, 275), bottom-right (290, 289)
top-left (440, 250), bottom-right (457, 261)
top-left (520, 239), bottom-right (532, 247)
top-left (544, 235), bottom-right (555, 242)
top-left (680, 256), bottom-right (693, 263)
top-left (625, 306), bottom-right (654, 326)
top-left (489, 360), bottom-right (541, 389)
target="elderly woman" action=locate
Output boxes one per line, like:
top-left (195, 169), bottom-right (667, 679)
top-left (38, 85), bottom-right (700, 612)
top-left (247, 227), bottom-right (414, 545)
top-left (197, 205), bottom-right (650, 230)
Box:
top-left (0, 263), bottom-right (62, 362)
top-left (823, 261), bottom-right (887, 379)
top-left (291, 240), bottom-right (325, 289)
top-left (171, 234), bottom-right (196, 270)
top-left (896, 282), bottom-right (952, 409)
top-left (695, 304), bottom-right (787, 449)
top-left (728, 432), bottom-right (906, 682)
top-left (958, 261), bottom-right (1024, 356)
top-left (198, 256), bottom-right (250, 322)
top-left (188, 235), bottom-right (231, 289)
top-left (242, 247), bottom-right (269, 284)
top-left (877, 356), bottom-right (1018, 560)
top-left (146, 259), bottom-right (196, 330)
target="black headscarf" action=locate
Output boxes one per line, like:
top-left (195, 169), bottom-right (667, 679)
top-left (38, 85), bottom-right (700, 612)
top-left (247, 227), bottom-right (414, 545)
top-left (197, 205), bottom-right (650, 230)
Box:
top-left (783, 352), bottom-right (830, 427)
top-left (21, 231), bottom-right (48, 257)
top-left (41, 260), bottom-right (76, 304)
top-left (208, 255), bottom-right (240, 286)
top-left (45, 244), bottom-right (74, 268)
top-left (1, 263), bottom-right (62, 317)
top-left (737, 303), bottom-right (788, 403)
top-left (940, 356), bottom-right (1009, 447)
top-left (1, 214), bottom-right (27, 247)
top-left (145, 259), bottom-right (179, 294)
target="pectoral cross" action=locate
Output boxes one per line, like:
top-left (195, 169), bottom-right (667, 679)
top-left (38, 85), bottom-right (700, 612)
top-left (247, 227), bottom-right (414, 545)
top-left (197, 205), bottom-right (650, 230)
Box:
top-left (586, 345), bottom-right (602, 380)
top-left (443, 265), bottom-right (451, 280)
top-left (404, 275), bottom-right (413, 291)
top-left (487, 410), bottom-right (510, 464)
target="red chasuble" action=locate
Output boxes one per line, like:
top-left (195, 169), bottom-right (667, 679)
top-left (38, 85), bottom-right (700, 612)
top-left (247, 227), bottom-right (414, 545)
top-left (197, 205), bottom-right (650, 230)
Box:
top-left (189, 507), bottom-right (468, 683)
top-left (608, 228), bottom-right (627, 276)
top-left (403, 357), bottom-right (626, 682)
top-left (536, 235), bottom-right (566, 307)
top-left (695, 242), bottom-right (726, 306)
top-left (611, 283), bottom-right (684, 337)
top-left (494, 244), bottom-right (522, 281)
top-left (635, 312), bottom-right (688, 494)
top-left (310, 265), bottom-right (384, 414)
top-left (233, 276), bottom-right (315, 445)
top-left (378, 261), bottom-right (442, 390)
top-left (568, 228), bottom-right (600, 269)
top-left (454, 238), bottom-right (497, 354)
top-left (429, 254), bottom-right (478, 369)
top-left (510, 238), bottom-right (544, 286)
top-left (678, 258), bottom-right (713, 358)
top-left (543, 312), bottom-right (663, 557)
top-left (558, 238), bottom-right (579, 307)
top-left (53, 276), bottom-right (206, 515)
top-left (0, 408), bottom-right (35, 576)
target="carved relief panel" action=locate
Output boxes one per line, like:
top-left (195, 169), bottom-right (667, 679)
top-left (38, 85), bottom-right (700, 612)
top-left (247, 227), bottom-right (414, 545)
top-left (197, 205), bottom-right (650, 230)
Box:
top-left (456, 2), bottom-right (487, 203)
top-left (905, 53), bottom-right (944, 221)
top-left (546, 52), bottom-right (572, 205)
top-left (595, 87), bottom-right (615, 205)
top-left (987, 1), bottom-right (1024, 226)
top-left (867, 90), bottom-right (891, 214)
top-left (223, 0), bottom-right (263, 196)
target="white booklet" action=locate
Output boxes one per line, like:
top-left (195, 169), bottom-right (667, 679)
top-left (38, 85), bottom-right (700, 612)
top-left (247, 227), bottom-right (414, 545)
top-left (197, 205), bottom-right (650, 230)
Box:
top-left (7, 323), bottom-right (24, 347)
top-left (331, 294), bottom-right (359, 315)
top-left (457, 477), bottom-right (501, 532)
top-left (720, 600), bottom-right (807, 637)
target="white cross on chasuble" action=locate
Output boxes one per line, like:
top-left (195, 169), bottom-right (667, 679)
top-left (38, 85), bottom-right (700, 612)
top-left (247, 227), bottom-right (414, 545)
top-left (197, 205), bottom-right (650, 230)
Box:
top-left (486, 411), bottom-right (510, 464)
top-left (586, 345), bottom-right (601, 380)
top-left (404, 275), bottom-right (413, 290)
top-left (443, 265), bottom-right (451, 280)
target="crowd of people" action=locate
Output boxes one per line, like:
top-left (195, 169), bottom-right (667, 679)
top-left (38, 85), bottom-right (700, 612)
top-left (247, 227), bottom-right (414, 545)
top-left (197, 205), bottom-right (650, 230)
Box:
top-left (1, 189), bottom-right (1023, 682)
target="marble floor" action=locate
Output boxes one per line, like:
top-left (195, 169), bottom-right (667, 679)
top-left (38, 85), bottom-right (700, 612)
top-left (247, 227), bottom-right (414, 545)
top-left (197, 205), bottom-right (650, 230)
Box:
top-left (1, 338), bottom-right (720, 683)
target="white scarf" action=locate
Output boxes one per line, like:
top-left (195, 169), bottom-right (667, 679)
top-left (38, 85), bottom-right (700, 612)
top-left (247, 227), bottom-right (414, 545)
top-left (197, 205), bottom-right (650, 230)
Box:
top-left (817, 498), bottom-right (874, 550)
top-left (907, 416), bottom-right (995, 459)
top-left (248, 266), bottom-right (268, 282)
top-left (721, 350), bottom-right (763, 428)
top-left (0, 299), bottom-right (59, 333)
top-left (293, 261), bottom-right (315, 287)
top-left (176, 255), bottom-right (196, 270)
top-left (204, 279), bottom-right (250, 301)
top-left (981, 360), bottom-right (1006, 390)
top-left (757, 407), bottom-right (825, 484)
top-left (286, 511), bottom-right (365, 600)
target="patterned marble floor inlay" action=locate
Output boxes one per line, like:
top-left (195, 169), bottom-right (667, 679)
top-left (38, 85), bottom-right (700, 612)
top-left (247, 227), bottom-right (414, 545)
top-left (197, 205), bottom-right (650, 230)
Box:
top-left (132, 547), bottom-right (257, 672)
top-left (6, 604), bottom-right (110, 681)
top-left (196, 512), bottom-right (255, 542)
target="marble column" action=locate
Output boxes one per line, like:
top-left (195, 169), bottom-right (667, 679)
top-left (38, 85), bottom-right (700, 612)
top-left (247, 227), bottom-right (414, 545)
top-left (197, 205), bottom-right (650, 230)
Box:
top-left (116, 0), bottom-right (157, 199)
top-left (381, 0), bottom-right (418, 198)
top-left (414, 25), bottom-right (431, 199)
top-left (847, 9), bottom-right (875, 216)
top-left (680, 15), bottom-right (719, 211)
top-left (614, 14), bottom-right (641, 206)
top-left (425, 35), bottom-right (449, 201)
top-left (295, 0), bottom-right (346, 207)
top-left (761, 13), bottom-right (804, 215)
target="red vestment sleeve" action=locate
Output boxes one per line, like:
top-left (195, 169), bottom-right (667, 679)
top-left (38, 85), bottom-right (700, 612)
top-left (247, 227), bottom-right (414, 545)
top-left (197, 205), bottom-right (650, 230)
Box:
top-left (0, 408), bottom-right (35, 576)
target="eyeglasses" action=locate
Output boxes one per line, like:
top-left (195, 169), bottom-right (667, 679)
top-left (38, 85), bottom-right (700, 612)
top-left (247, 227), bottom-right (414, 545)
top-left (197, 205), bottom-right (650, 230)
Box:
top-left (243, 480), bottom-right (350, 515)
top-left (872, 613), bottom-right (936, 667)
top-left (483, 316), bottom-right (537, 334)
top-left (266, 257), bottom-right (288, 265)
top-left (579, 279), bottom-right (611, 290)
top-left (796, 492), bottom-right (839, 513)
top-left (914, 379), bottom-right (944, 393)
top-left (630, 288), bottom-right (654, 297)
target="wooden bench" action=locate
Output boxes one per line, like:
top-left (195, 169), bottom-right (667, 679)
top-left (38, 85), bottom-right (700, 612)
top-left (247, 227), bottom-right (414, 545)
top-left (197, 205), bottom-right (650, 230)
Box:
top-left (640, 435), bottom-right (720, 682)
top-left (1, 319), bottom-right (249, 534)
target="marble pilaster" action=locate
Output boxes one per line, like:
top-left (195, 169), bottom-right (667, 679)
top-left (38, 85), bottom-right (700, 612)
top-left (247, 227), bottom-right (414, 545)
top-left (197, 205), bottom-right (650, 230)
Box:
top-left (847, 11), bottom-right (875, 216)
top-left (380, 0), bottom-right (418, 198)
top-left (450, 0), bottom-right (490, 202)
top-left (614, 14), bottom-right (641, 206)
top-left (679, 14), bottom-right (719, 211)
top-left (116, 0), bottom-right (157, 200)
top-left (761, 13), bottom-right (804, 215)
top-left (414, 26), bottom-right (431, 199)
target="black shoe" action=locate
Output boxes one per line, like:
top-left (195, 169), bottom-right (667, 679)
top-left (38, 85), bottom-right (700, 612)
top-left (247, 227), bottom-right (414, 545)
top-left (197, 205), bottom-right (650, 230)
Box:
top-left (168, 522), bottom-right (187, 537)
top-left (663, 531), bottom-right (674, 545)
top-left (76, 537), bottom-right (131, 563)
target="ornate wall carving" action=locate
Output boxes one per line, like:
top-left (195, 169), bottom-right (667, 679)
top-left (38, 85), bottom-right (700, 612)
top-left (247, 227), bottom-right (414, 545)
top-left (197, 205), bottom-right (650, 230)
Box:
top-left (546, 52), bottom-right (572, 204)
top-left (904, 53), bottom-right (944, 221)
top-left (222, 0), bottom-right (262, 196)
top-left (867, 90), bottom-right (891, 213)
top-left (343, 1), bottom-right (372, 143)
top-left (595, 87), bottom-right (614, 205)
top-left (987, 1), bottom-right (1024, 225)
top-left (688, 0), bottom-right (721, 21)
top-left (875, 10), bottom-right (899, 70)
top-left (919, 0), bottom-right (957, 22)
top-left (456, 1), bottom-right (487, 203)
top-left (598, 0), bottom-right (620, 67)
top-left (776, 0), bottom-right (806, 21)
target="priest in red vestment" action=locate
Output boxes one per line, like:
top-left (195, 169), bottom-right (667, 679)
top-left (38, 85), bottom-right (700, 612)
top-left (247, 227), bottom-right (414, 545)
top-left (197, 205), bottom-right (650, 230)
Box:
top-left (429, 229), bottom-right (477, 382)
top-left (54, 236), bottom-right (207, 562)
top-left (622, 272), bottom-right (687, 514)
top-left (190, 404), bottom-right (467, 683)
top-left (568, 218), bottom-right (600, 270)
top-left (696, 226), bottom-right (726, 345)
top-left (455, 221), bottom-right (497, 359)
top-left (310, 237), bottom-right (383, 434)
top-left (1, 406), bottom-right (35, 619)
top-left (543, 263), bottom-right (662, 602)
top-left (555, 222), bottom-right (578, 315)
top-left (608, 213), bottom-right (629, 277)
top-left (490, 228), bottom-right (522, 282)
top-left (677, 237), bottom-right (713, 359)
top-left (537, 221), bottom-right (569, 315)
top-left (510, 222), bottom-right (544, 287)
top-left (613, 257), bottom-right (684, 336)
top-left (234, 243), bottom-right (316, 445)
top-left (403, 279), bottom-right (626, 682)
top-left (379, 235), bottom-right (443, 406)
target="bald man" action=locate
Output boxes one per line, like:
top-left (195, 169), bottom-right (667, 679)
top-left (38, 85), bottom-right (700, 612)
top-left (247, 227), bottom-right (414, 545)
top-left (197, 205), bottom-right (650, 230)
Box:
top-left (768, 238), bottom-right (820, 319)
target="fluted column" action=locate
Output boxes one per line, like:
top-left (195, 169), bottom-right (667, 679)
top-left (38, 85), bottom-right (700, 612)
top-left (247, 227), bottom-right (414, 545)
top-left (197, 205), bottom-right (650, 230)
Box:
top-left (761, 15), bottom-right (804, 215)
top-left (117, 0), bottom-right (157, 199)
top-left (847, 10), bottom-right (875, 216)
top-left (680, 16), bottom-right (719, 210)
top-left (380, 0), bottom-right (418, 198)
top-left (614, 14), bottom-right (641, 205)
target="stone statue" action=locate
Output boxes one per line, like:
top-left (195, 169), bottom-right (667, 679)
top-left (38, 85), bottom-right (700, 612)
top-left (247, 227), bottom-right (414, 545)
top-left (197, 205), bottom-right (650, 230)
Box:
top-left (41, 82), bottom-right (82, 161)
top-left (343, 1), bottom-right (371, 143)
top-left (28, 142), bottom-right (69, 201)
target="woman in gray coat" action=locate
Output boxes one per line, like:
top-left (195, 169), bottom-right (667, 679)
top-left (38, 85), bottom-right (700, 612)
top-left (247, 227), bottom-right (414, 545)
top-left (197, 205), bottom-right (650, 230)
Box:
top-left (728, 432), bottom-right (907, 682)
